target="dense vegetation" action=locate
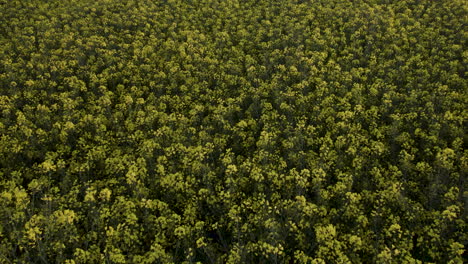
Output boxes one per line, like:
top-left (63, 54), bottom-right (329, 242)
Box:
top-left (0, 0), bottom-right (466, 263)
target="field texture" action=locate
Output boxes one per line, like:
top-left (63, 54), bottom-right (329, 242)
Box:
top-left (0, 0), bottom-right (467, 263)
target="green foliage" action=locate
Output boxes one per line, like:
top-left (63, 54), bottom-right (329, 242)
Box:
top-left (0, 0), bottom-right (466, 263)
